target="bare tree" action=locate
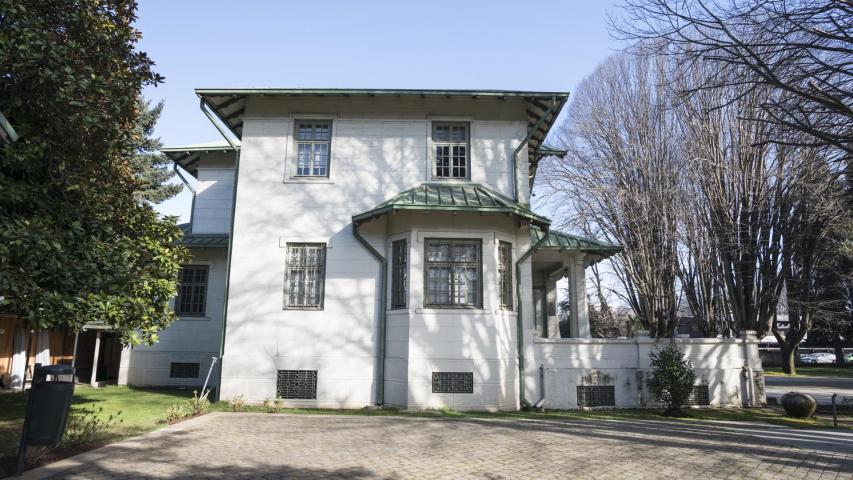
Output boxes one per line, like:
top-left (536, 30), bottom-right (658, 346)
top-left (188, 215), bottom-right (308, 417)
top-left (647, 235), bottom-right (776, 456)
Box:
top-left (614, 0), bottom-right (853, 163)
top-left (541, 52), bottom-right (682, 338)
top-left (775, 149), bottom-right (847, 373)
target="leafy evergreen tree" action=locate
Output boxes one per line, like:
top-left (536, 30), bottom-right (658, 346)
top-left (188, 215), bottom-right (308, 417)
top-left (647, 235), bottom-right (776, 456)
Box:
top-left (649, 341), bottom-right (695, 416)
top-left (131, 98), bottom-right (182, 204)
top-left (0, 0), bottom-right (188, 345)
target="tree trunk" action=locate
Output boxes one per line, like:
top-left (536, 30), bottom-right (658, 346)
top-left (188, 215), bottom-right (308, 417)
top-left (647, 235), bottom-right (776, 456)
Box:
top-left (781, 343), bottom-right (797, 375)
top-left (833, 334), bottom-right (846, 366)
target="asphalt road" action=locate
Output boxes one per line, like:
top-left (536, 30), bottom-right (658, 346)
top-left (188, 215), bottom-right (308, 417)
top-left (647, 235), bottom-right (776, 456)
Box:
top-left (765, 374), bottom-right (853, 405)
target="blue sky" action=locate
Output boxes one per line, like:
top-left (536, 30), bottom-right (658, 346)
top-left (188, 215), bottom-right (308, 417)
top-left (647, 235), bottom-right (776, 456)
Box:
top-left (138, 0), bottom-right (623, 220)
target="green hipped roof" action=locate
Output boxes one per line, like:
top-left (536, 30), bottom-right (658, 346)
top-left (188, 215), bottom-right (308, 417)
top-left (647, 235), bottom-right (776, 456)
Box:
top-left (530, 228), bottom-right (621, 256)
top-left (177, 223), bottom-right (229, 248)
top-left (352, 183), bottom-right (551, 228)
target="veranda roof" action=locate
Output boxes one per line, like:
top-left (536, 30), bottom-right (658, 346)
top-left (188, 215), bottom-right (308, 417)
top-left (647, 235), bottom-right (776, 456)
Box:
top-left (160, 141), bottom-right (239, 178)
top-left (176, 223), bottom-right (229, 248)
top-left (352, 183), bottom-right (551, 228)
top-left (530, 228), bottom-right (621, 256)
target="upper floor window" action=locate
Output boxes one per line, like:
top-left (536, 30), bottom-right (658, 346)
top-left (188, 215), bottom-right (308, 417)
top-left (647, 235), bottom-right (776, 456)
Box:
top-left (176, 265), bottom-right (208, 317)
top-left (295, 121), bottom-right (331, 177)
top-left (391, 239), bottom-right (408, 309)
top-left (285, 243), bottom-right (326, 309)
top-left (424, 239), bottom-right (481, 308)
top-left (432, 123), bottom-right (469, 179)
top-left (498, 241), bottom-right (513, 310)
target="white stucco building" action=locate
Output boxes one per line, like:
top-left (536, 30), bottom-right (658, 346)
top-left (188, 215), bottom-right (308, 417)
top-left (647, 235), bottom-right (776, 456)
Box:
top-left (118, 88), bottom-right (765, 410)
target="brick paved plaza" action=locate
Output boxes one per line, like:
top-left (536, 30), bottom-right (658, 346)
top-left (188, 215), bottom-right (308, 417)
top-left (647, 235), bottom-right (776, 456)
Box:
top-left (25, 413), bottom-right (853, 479)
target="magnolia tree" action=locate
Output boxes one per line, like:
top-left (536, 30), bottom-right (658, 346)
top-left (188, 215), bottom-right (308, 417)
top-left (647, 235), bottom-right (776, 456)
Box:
top-left (0, 0), bottom-right (188, 345)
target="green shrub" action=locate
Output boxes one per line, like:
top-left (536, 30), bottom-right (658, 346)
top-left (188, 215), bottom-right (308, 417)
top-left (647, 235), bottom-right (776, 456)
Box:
top-left (649, 340), bottom-right (696, 416)
top-left (230, 394), bottom-right (247, 412)
top-left (163, 390), bottom-right (211, 423)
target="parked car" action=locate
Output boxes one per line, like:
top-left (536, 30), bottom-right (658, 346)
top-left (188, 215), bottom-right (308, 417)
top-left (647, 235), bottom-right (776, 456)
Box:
top-left (799, 353), bottom-right (816, 363)
top-left (801, 352), bottom-right (836, 364)
top-left (845, 353), bottom-right (853, 363)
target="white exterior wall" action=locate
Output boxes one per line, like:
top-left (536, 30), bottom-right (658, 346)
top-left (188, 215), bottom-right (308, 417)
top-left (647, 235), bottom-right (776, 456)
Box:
top-left (192, 152), bottom-right (235, 234)
top-left (119, 247), bottom-right (226, 387)
top-left (530, 335), bottom-right (766, 409)
top-left (385, 213), bottom-right (523, 411)
top-left (219, 96), bottom-right (530, 406)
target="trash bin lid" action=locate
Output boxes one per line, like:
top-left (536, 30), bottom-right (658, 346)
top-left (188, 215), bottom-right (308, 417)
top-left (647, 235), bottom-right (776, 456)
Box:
top-left (36, 364), bottom-right (75, 376)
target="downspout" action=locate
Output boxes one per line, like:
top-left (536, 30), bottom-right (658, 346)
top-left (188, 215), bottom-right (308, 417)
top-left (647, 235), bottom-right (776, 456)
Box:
top-left (172, 161), bottom-right (197, 226)
top-left (511, 96), bottom-right (558, 203)
top-left (516, 226), bottom-right (549, 409)
top-left (199, 97), bottom-right (241, 402)
top-left (352, 219), bottom-right (388, 406)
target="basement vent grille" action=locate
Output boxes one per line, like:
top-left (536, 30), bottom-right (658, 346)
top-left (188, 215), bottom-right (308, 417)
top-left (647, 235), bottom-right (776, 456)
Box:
top-left (277, 370), bottom-right (317, 399)
top-left (169, 362), bottom-right (200, 379)
top-left (432, 372), bottom-right (473, 394)
top-left (687, 385), bottom-right (711, 406)
top-left (577, 386), bottom-right (615, 407)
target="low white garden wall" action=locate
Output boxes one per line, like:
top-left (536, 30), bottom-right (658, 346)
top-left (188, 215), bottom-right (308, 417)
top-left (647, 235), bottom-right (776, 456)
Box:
top-left (530, 332), bottom-right (765, 409)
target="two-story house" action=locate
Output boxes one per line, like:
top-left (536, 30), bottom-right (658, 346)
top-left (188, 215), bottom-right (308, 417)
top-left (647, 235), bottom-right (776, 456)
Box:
top-left (118, 88), bottom-right (765, 411)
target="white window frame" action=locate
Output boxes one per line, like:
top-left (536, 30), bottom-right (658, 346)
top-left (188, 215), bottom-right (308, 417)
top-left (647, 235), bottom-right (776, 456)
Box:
top-left (291, 120), bottom-right (332, 179)
top-left (431, 122), bottom-right (470, 180)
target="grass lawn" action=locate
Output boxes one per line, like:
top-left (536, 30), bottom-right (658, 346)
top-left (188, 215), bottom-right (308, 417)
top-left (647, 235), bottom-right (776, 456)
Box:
top-left (0, 385), bottom-right (193, 477)
top-left (212, 401), bottom-right (849, 430)
top-left (764, 365), bottom-right (853, 378)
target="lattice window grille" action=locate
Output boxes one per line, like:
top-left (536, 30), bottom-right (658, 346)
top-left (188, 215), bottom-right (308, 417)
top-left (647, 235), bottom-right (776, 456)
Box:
top-left (577, 385), bottom-right (615, 407)
top-left (686, 385), bottom-right (711, 406)
top-left (432, 372), bottom-right (473, 394)
top-left (169, 362), bottom-right (200, 379)
top-left (277, 370), bottom-right (318, 399)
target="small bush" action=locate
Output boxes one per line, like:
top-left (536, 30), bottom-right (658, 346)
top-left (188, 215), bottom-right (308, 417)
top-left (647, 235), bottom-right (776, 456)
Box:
top-left (649, 340), bottom-right (696, 416)
top-left (163, 390), bottom-right (211, 423)
top-left (62, 405), bottom-right (123, 448)
top-left (230, 394), bottom-right (247, 412)
top-left (263, 398), bottom-right (277, 413)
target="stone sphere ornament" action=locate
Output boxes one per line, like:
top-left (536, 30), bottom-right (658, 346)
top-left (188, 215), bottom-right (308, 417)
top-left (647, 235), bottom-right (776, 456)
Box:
top-left (780, 392), bottom-right (817, 418)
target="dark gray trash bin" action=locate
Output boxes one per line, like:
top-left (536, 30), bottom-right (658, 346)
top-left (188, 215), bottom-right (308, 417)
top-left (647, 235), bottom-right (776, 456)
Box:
top-left (16, 363), bottom-right (76, 476)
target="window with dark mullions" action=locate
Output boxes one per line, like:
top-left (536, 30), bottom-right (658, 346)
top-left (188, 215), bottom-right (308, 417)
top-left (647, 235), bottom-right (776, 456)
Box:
top-left (175, 266), bottom-right (208, 316)
top-left (424, 239), bottom-right (481, 308)
top-left (498, 241), bottom-right (513, 309)
top-left (295, 121), bottom-right (331, 177)
top-left (391, 239), bottom-right (408, 309)
top-left (285, 243), bottom-right (326, 309)
top-left (432, 123), bottom-right (468, 179)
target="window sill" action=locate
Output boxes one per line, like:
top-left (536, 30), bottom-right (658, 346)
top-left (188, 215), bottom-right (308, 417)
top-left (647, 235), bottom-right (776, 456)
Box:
top-left (494, 309), bottom-right (517, 316)
top-left (283, 307), bottom-right (325, 311)
top-left (283, 178), bottom-right (335, 185)
top-left (178, 316), bottom-right (211, 321)
top-left (415, 308), bottom-right (491, 315)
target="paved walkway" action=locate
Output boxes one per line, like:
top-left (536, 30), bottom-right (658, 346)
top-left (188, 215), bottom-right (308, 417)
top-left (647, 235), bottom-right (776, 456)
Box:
top-left (765, 376), bottom-right (853, 406)
top-left (24, 413), bottom-right (853, 479)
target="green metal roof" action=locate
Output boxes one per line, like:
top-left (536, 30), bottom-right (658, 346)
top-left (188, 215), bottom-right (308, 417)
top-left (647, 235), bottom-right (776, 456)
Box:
top-left (177, 223), bottom-right (229, 248)
top-left (530, 228), bottom-right (621, 256)
top-left (352, 183), bottom-right (551, 228)
top-left (195, 88), bottom-right (569, 98)
top-left (161, 141), bottom-right (239, 178)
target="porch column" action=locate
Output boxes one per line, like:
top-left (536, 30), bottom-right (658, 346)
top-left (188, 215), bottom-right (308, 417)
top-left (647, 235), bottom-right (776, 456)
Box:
top-left (571, 256), bottom-right (590, 338)
top-left (90, 331), bottom-right (101, 388)
top-left (545, 271), bottom-right (560, 339)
